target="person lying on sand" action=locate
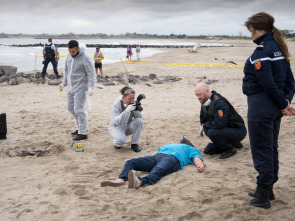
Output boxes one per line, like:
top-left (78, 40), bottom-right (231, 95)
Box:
top-left (101, 135), bottom-right (204, 189)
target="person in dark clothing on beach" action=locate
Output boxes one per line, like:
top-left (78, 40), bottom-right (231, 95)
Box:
top-left (195, 82), bottom-right (247, 159)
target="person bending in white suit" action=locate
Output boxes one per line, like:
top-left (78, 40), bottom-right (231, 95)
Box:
top-left (108, 86), bottom-right (143, 152)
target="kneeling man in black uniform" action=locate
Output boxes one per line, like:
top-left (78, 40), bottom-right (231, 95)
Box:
top-left (195, 83), bottom-right (247, 159)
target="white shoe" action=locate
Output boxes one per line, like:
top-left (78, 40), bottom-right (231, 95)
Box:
top-left (128, 170), bottom-right (139, 189)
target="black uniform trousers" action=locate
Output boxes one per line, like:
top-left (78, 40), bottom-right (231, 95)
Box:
top-left (204, 125), bottom-right (247, 153)
top-left (248, 92), bottom-right (281, 191)
top-left (42, 54), bottom-right (59, 77)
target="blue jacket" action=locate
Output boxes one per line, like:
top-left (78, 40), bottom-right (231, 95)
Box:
top-left (243, 32), bottom-right (295, 110)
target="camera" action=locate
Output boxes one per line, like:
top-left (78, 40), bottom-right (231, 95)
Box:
top-left (134, 94), bottom-right (146, 111)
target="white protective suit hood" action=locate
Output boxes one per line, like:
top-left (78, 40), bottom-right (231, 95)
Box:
top-left (62, 46), bottom-right (96, 94)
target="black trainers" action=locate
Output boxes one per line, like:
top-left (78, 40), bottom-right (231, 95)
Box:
top-left (219, 147), bottom-right (237, 159)
top-left (114, 146), bottom-right (121, 150)
top-left (56, 74), bottom-right (62, 78)
top-left (71, 130), bottom-right (78, 135)
top-left (131, 144), bottom-right (141, 152)
top-left (73, 134), bottom-right (87, 141)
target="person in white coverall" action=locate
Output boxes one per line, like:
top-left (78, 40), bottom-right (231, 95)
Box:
top-left (60, 40), bottom-right (96, 141)
top-left (108, 86), bottom-right (143, 152)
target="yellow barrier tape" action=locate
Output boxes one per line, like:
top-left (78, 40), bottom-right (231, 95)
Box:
top-left (123, 61), bottom-right (244, 67)
top-left (35, 54), bottom-right (295, 66)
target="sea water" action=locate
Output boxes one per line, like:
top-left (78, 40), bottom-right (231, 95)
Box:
top-left (0, 38), bottom-right (231, 73)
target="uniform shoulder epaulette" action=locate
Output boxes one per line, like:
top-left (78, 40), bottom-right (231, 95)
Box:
top-left (256, 41), bottom-right (264, 50)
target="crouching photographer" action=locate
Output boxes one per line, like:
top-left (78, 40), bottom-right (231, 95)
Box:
top-left (108, 86), bottom-right (146, 152)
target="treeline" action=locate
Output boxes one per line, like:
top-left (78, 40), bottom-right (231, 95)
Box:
top-left (0, 30), bottom-right (294, 39)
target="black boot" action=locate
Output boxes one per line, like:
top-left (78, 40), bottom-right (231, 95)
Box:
top-left (71, 130), bottom-right (78, 135)
top-left (249, 188), bottom-right (275, 201)
top-left (131, 144), bottom-right (141, 152)
top-left (73, 134), bottom-right (87, 141)
top-left (243, 186), bottom-right (271, 209)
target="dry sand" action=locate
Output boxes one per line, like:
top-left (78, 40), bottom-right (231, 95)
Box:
top-left (0, 39), bottom-right (295, 221)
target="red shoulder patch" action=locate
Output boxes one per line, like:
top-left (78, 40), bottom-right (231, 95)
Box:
top-left (255, 61), bottom-right (261, 70)
top-left (218, 110), bottom-right (223, 117)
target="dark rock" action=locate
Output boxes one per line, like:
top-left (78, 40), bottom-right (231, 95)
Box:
top-left (226, 61), bottom-right (237, 65)
top-left (141, 76), bottom-right (150, 81)
top-left (164, 76), bottom-right (182, 82)
top-left (0, 76), bottom-right (10, 83)
top-left (16, 77), bottom-right (28, 84)
top-left (48, 79), bottom-right (62, 85)
top-left (10, 77), bottom-right (18, 85)
top-left (103, 82), bottom-right (116, 86)
top-left (149, 73), bottom-right (157, 80)
top-left (0, 65), bottom-right (17, 77)
top-left (153, 80), bottom-right (165, 84)
top-left (145, 83), bottom-right (152, 87)
top-left (35, 72), bottom-right (43, 79)
top-left (196, 76), bottom-right (206, 80)
top-left (206, 79), bottom-right (219, 84)
top-left (128, 75), bottom-right (140, 84)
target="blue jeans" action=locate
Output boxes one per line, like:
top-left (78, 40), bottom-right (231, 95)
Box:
top-left (118, 153), bottom-right (181, 186)
top-left (247, 92), bottom-right (282, 190)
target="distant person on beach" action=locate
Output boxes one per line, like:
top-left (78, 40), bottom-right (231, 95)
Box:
top-left (127, 45), bottom-right (132, 61)
top-left (242, 12), bottom-right (295, 209)
top-left (94, 47), bottom-right (104, 77)
top-left (56, 47), bottom-right (60, 67)
top-left (42, 38), bottom-right (61, 78)
top-left (108, 86), bottom-right (143, 152)
top-left (195, 82), bottom-right (247, 159)
top-left (136, 44), bottom-right (141, 61)
top-left (60, 40), bottom-right (96, 141)
top-left (101, 136), bottom-right (204, 189)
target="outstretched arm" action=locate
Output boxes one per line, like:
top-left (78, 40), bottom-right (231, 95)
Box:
top-left (193, 157), bottom-right (204, 172)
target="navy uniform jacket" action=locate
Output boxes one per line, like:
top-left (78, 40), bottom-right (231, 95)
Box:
top-left (200, 92), bottom-right (231, 131)
top-left (243, 32), bottom-right (295, 110)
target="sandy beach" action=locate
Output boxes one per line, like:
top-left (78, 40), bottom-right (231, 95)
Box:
top-left (1, 39), bottom-right (295, 220)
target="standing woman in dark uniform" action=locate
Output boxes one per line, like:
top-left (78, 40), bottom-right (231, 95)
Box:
top-left (242, 12), bottom-right (295, 209)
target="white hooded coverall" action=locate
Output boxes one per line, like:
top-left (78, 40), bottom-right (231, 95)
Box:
top-left (108, 96), bottom-right (143, 147)
top-left (62, 47), bottom-right (96, 135)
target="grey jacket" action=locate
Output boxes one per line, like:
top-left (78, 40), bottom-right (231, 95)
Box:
top-left (62, 47), bottom-right (96, 93)
top-left (109, 96), bottom-right (142, 129)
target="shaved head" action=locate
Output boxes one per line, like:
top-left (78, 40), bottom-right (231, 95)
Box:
top-left (195, 83), bottom-right (211, 104)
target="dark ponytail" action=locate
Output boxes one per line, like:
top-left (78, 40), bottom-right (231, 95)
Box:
top-left (245, 12), bottom-right (290, 61)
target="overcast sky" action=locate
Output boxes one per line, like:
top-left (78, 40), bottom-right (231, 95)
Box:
top-left (0, 0), bottom-right (294, 36)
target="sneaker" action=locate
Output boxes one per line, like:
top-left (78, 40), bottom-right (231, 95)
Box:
top-left (219, 148), bottom-right (237, 159)
top-left (56, 74), bottom-right (62, 78)
top-left (114, 146), bottom-right (121, 150)
top-left (128, 170), bottom-right (139, 189)
top-left (73, 134), bottom-right (87, 141)
top-left (101, 180), bottom-right (125, 187)
top-left (71, 130), bottom-right (78, 135)
top-left (131, 144), bottom-right (141, 152)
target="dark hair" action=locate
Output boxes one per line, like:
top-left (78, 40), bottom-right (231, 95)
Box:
top-left (245, 12), bottom-right (290, 60)
top-left (120, 86), bottom-right (135, 96)
top-left (48, 38), bottom-right (52, 42)
top-left (68, 40), bottom-right (79, 49)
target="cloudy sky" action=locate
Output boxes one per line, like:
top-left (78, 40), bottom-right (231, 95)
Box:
top-left (0, 0), bottom-right (294, 36)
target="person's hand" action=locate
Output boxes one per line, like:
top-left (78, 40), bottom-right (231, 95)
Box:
top-left (126, 103), bottom-right (136, 112)
top-left (194, 157), bottom-right (205, 172)
top-left (199, 125), bottom-right (204, 137)
top-left (197, 162), bottom-right (205, 172)
top-left (88, 89), bottom-right (94, 96)
top-left (281, 105), bottom-right (295, 116)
